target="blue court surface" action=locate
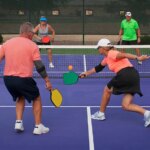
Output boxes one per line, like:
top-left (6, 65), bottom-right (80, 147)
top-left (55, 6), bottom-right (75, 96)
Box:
top-left (0, 77), bottom-right (150, 150)
top-left (0, 53), bottom-right (150, 150)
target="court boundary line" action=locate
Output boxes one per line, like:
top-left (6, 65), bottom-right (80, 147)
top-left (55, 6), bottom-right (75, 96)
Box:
top-left (83, 54), bottom-right (87, 72)
top-left (38, 45), bottom-right (150, 49)
top-left (1, 105), bottom-right (150, 108)
top-left (33, 71), bottom-right (150, 74)
top-left (87, 107), bottom-right (94, 150)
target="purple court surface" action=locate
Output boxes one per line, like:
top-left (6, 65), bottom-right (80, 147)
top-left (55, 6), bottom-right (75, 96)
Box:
top-left (0, 54), bottom-right (150, 150)
top-left (0, 78), bottom-right (150, 150)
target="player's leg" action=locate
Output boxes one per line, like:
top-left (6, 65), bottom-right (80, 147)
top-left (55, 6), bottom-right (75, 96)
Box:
top-left (48, 48), bottom-right (54, 68)
top-left (91, 86), bottom-right (112, 120)
top-left (122, 94), bottom-right (145, 114)
top-left (16, 96), bottom-right (25, 120)
top-left (135, 48), bottom-right (141, 56)
top-left (135, 48), bottom-right (142, 64)
top-left (32, 96), bottom-right (42, 124)
top-left (122, 94), bottom-right (150, 127)
top-left (130, 40), bottom-right (142, 64)
top-left (32, 96), bottom-right (49, 134)
top-left (15, 96), bottom-right (25, 132)
top-left (121, 40), bottom-right (129, 53)
top-left (100, 86), bottom-right (112, 112)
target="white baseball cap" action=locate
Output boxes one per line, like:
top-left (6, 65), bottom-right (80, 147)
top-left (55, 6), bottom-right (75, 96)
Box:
top-left (96, 38), bottom-right (112, 48)
top-left (125, 12), bottom-right (132, 16)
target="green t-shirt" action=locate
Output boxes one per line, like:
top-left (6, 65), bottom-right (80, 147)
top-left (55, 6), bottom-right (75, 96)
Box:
top-left (121, 18), bottom-right (139, 41)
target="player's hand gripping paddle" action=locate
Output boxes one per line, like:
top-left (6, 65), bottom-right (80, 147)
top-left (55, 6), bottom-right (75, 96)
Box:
top-left (41, 36), bottom-right (51, 44)
top-left (50, 89), bottom-right (63, 107)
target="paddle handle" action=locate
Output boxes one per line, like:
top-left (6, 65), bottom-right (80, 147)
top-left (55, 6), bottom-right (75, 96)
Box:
top-left (79, 74), bottom-right (86, 78)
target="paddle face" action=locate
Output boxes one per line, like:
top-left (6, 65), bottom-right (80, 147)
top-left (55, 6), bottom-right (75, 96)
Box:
top-left (42, 36), bottom-right (50, 44)
top-left (50, 89), bottom-right (63, 107)
top-left (63, 71), bottom-right (79, 85)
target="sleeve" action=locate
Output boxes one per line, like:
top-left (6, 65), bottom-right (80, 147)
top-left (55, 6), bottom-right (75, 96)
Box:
top-left (101, 57), bottom-right (107, 66)
top-left (107, 50), bottom-right (120, 60)
top-left (32, 44), bottom-right (41, 61)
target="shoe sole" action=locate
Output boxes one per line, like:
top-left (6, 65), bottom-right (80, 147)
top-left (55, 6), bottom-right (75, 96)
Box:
top-left (145, 121), bottom-right (150, 127)
top-left (33, 129), bottom-right (49, 135)
top-left (91, 116), bottom-right (106, 121)
top-left (15, 129), bottom-right (24, 132)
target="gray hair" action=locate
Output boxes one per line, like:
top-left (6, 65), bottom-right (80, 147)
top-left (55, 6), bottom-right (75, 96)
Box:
top-left (20, 22), bottom-right (34, 34)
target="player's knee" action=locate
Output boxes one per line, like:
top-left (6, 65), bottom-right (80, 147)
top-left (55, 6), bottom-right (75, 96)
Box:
top-left (48, 49), bottom-right (52, 54)
top-left (122, 103), bottom-right (130, 111)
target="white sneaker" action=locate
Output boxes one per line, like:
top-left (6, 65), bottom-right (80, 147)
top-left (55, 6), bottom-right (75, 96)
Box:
top-left (91, 111), bottom-right (106, 120)
top-left (49, 63), bottom-right (54, 68)
top-left (144, 111), bottom-right (150, 127)
top-left (33, 123), bottom-right (49, 135)
top-left (15, 120), bottom-right (24, 132)
top-left (138, 61), bottom-right (142, 65)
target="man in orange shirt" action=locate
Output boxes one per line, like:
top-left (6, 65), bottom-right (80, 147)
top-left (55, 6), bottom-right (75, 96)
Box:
top-left (0, 22), bottom-right (52, 135)
top-left (80, 38), bottom-right (150, 127)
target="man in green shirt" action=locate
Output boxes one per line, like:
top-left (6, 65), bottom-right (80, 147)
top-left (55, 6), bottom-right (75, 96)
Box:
top-left (118, 12), bottom-right (142, 64)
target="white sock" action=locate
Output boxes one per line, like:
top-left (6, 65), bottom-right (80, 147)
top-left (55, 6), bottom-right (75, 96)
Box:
top-left (99, 111), bottom-right (104, 115)
top-left (144, 110), bottom-right (150, 119)
top-left (16, 120), bottom-right (22, 123)
top-left (35, 123), bottom-right (42, 127)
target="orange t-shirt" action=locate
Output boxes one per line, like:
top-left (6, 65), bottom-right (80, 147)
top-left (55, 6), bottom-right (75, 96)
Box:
top-left (101, 50), bottom-right (133, 73)
top-left (0, 37), bottom-right (41, 77)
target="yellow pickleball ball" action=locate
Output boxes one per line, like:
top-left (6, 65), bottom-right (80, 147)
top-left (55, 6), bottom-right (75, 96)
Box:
top-left (68, 65), bottom-right (73, 71)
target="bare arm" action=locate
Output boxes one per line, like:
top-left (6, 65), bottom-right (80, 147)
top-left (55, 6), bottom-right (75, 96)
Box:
top-left (116, 52), bottom-right (150, 61)
top-left (33, 25), bottom-right (42, 41)
top-left (34, 60), bottom-right (52, 90)
top-left (79, 63), bottom-right (105, 78)
top-left (137, 28), bottom-right (141, 43)
top-left (48, 24), bottom-right (55, 41)
top-left (118, 29), bottom-right (123, 41)
top-left (33, 25), bottom-right (39, 33)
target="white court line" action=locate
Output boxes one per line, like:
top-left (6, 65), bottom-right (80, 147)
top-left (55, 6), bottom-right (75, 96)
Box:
top-left (37, 45), bottom-right (150, 49)
top-left (0, 105), bottom-right (150, 109)
top-left (1, 105), bottom-right (150, 108)
top-left (87, 107), bottom-right (94, 150)
top-left (83, 55), bottom-right (87, 72)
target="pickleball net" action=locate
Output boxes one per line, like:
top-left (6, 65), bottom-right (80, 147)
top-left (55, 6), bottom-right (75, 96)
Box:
top-left (0, 45), bottom-right (150, 78)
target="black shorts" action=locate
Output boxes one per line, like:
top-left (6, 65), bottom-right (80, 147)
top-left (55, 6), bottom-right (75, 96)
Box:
top-left (4, 76), bottom-right (40, 103)
top-left (36, 41), bottom-right (51, 45)
top-left (121, 40), bottom-right (138, 45)
top-left (107, 67), bottom-right (143, 96)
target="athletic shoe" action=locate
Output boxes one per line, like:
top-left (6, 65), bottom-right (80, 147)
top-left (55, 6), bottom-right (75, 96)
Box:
top-left (49, 63), bottom-right (54, 68)
top-left (15, 120), bottom-right (24, 132)
top-left (144, 111), bottom-right (150, 127)
top-left (138, 61), bottom-right (142, 65)
top-left (91, 111), bottom-right (106, 120)
top-left (33, 124), bottom-right (49, 135)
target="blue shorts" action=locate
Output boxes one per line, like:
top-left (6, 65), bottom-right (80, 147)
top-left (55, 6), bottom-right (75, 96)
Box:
top-left (4, 76), bottom-right (40, 103)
